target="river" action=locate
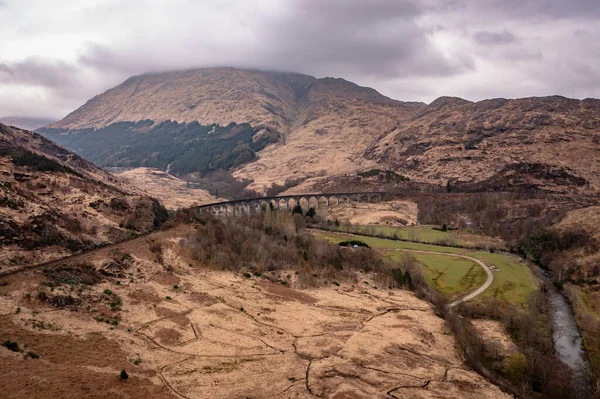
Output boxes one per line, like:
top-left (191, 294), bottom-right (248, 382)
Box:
top-left (547, 282), bottom-right (590, 394)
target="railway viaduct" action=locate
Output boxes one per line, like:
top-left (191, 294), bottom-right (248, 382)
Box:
top-left (194, 192), bottom-right (386, 217)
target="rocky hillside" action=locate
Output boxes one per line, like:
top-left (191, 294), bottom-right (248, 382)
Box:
top-left (0, 123), bottom-right (168, 273)
top-left (364, 95), bottom-right (600, 194)
top-left (39, 67), bottom-right (424, 187)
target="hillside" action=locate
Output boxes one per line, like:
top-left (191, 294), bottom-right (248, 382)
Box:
top-left (39, 67), bottom-right (424, 187)
top-left (365, 95), bottom-right (600, 194)
top-left (115, 167), bottom-right (217, 209)
top-left (0, 123), bottom-right (168, 273)
top-left (0, 214), bottom-right (509, 399)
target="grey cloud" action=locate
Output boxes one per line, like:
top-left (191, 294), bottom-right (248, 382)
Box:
top-left (77, 0), bottom-right (475, 82)
top-left (473, 30), bottom-right (517, 46)
top-left (463, 0), bottom-right (600, 20)
top-left (254, 0), bottom-right (474, 79)
top-left (0, 58), bottom-right (81, 90)
top-left (1, 0), bottom-right (600, 120)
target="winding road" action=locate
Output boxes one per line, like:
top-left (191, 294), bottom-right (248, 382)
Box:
top-left (310, 229), bottom-right (495, 306)
top-left (386, 248), bottom-right (494, 307)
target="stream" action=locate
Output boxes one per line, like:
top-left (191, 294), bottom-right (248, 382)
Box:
top-left (546, 281), bottom-right (590, 394)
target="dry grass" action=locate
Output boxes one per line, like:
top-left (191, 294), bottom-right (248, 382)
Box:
top-left (0, 225), bottom-right (510, 399)
top-left (117, 167), bottom-right (217, 209)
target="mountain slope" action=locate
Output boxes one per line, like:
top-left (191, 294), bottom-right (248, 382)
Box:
top-left (235, 76), bottom-right (424, 188)
top-left (0, 123), bottom-right (168, 273)
top-left (363, 95), bottom-right (600, 194)
top-left (39, 68), bottom-right (600, 196)
top-left (48, 68), bottom-right (312, 131)
top-left (39, 67), bottom-right (425, 187)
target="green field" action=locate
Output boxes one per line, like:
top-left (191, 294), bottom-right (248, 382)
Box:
top-left (314, 231), bottom-right (464, 253)
top-left (350, 225), bottom-right (453, 244)
top-left (387, 251), bottom-right (487, 300)
top-left (463, 251), bottom-right (537, 304)
top-left (314, 230), bottom-right (537, 305)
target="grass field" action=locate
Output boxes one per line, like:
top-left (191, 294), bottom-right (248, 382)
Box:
top-left (314, 231), bottom-right (465, 253)
top-left (463, 251), bottom-right (537, 304)
top-left (313, 230), bottom-right (537, 305)
top-left (352, 225), bottom-right (452, 243)
top-left (387, 251), bottom-right (487, 300)
top-left (341, 224), bottom-right (505, 249)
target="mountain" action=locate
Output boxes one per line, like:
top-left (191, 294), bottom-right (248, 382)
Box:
top-left (0, 116), bottom-right (55, 130)
top-left (39, 67), bottom-right (424, 188)
top-left (39, 67), bottom-right (600, 196)
top-left (0, 123), bottom-right (168, 273)
top-left (364, 95), bottom-right (600, 194)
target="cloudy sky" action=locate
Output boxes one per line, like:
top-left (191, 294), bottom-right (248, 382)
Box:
top-left (1, 0), bottom-right (599, 119)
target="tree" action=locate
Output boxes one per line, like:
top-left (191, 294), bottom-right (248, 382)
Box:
top-left (292, 204), bottom-right (303, 215)
top-left (503, 353), bottom-right (527, 385)
top-left (306, 207), bottom-right (316, 218)
top-left (404, 270), bottom-right (413, 289)
top-left (442, 224), bottom-right (448, 232)
top-left (392, 268), bottom-right (404, 287)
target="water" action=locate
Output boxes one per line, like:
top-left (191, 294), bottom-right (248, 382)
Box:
top-left (548, 287), bottom-right (586, 373)
top-left (547, 283), bottom-right (590, 396)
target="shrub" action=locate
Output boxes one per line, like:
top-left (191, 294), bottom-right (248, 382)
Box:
top-left (464, 138), bottom-right (482, 150)
top-left (265, 177), bottom-right (303, 197)
top-left (149, 241), bottom-right (163, 254)
top-left (0, 196), bottom-right (24, 210)
top-left (338, 240), bottom-right (370, 248)
top-left (120, 370), bottom-right (129, 381)
top-left (358, 169), bottom-right (381, 177)
top-left (503, 353), bottom-right (528, 385)
top-left (183, 213), bottom-right (395, 289)
top-left (104, 289), bottom-right (113, 295)
top-left (292, 204), bottom-right (303, 215)
top-left (2, 340), bottom-right (19, 352)
top-left (10, 150), bottom-right (80, 176)
top-left (27, 351), bottom-right (40, 359)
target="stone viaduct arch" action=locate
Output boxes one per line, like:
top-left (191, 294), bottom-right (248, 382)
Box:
top-left (194, 192), bottom-right (385, 217)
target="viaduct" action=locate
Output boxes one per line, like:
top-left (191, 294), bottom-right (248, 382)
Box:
top-left (194, 192), bottom-right (386, 217)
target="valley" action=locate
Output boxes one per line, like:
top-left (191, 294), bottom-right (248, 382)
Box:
top-left (2, 66), bottom-right (599, 398)
top-left (0, 213), bottom-right (510, 399)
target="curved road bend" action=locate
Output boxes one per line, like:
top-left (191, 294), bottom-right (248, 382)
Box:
top-left (385, 248), bottom-right (494, 307)
top-left (309, 228), bottom-right (494, 306)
